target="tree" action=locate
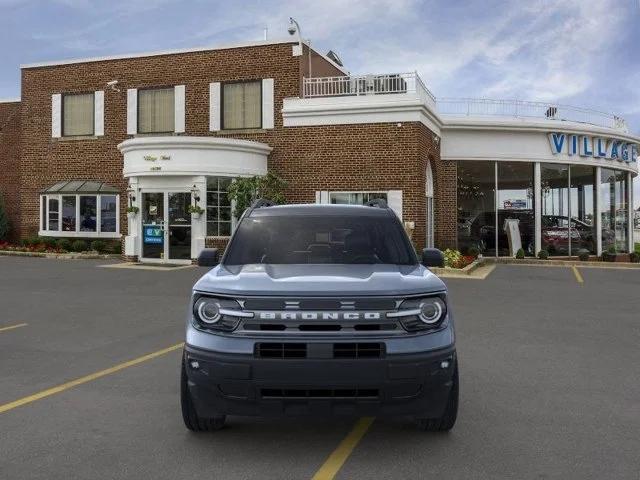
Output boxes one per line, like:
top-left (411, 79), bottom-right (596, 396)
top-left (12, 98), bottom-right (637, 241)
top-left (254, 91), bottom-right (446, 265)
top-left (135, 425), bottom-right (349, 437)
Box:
top-left (226, 172), bottom-right (287, 218)
top-left (0, 191), bottom-right (10, 241)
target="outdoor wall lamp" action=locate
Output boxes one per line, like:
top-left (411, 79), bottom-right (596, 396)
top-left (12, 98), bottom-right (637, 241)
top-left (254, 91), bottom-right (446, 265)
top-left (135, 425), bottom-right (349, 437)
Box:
top-left (126, 186), bottom-right (136, 204)
top-left (191, 184), bottom-right (201, 204)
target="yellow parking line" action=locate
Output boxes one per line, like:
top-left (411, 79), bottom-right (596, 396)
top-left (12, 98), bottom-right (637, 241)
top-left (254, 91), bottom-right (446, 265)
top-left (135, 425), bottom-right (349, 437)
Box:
top-left (0, 342), bottom-right (184, 415)
top-left (311, 417), bottom-right (375, 480)
top-left (0, 323), bottom-right (28, 333)
top-left (572, 266), bottom-right (584, 284)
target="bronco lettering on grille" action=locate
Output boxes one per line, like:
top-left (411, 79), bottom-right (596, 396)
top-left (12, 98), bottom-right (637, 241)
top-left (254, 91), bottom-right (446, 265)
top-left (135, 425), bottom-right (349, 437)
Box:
top-left (256, 312), bottom-right (382, 321)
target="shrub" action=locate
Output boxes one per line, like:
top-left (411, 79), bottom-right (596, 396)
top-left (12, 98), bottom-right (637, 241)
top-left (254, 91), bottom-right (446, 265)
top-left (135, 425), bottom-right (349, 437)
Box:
top-left (537, 249), bottom-right (549, 260)
top-left (41, 237), bottom-right (58, 249)
top-left (227, 171), bottom-right (287, 218)
top-left (90, 240), bottom-right (107, 253)
top-left (467, 246), bottom-right (480, 258)
top-left (21, 235), bottom-right (40, 247)
top-left (443, 249), bottom-right (462, 268)
top-left (0, 192), bottom-right (9, 241)
top-left (577, 249), bottom-right (590, 261)
top-left (515, 248), bottom-right (525, 259)
top-left (71, 239), bottom-right (87, 252)
top-left (108, 241), bottom-right (122, 254)
top-left (629, 252), bottom-right (640, 263)
top-left (57, 238), bottom-right (72, 251)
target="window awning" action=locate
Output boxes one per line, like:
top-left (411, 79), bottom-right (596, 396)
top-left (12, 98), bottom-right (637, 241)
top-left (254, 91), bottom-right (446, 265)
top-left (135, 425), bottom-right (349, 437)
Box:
top-left (41, 180), bottom-right (120, 195)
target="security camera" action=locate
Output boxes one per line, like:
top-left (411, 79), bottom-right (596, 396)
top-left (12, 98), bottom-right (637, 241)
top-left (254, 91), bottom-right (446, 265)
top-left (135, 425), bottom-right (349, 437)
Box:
top-left (107, 80), bottom-right (120, 92)
top-left (287, 24), bottom-right (297, 35)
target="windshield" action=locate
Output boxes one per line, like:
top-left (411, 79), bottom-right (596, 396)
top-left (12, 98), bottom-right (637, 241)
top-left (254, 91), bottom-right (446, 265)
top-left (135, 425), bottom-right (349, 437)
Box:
top-left (223, 215), bottom-right (417, 265)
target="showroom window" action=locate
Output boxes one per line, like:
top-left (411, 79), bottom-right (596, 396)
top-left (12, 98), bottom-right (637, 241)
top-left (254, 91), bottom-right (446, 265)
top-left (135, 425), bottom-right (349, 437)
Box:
top-left (601, 168), bottom-right (629, 253)
top-left (497, 162), bottom-right (535, 256)
top-left (40, 181), bottom-right (120, 237)
top-left (222, 81), bottom-right (261, 130)
top-left (457, 161), bottom-right (496, 256)
top-left (329, 192), bottom-right (388, 205)
top-left (62, 92), bottom-right (94, 136)
top-left (138, 87), bottom-right (175, 133)
top-left (569, 165), bottom-right (596, 255)
top-left (206, 177), bottom-right (232, 236)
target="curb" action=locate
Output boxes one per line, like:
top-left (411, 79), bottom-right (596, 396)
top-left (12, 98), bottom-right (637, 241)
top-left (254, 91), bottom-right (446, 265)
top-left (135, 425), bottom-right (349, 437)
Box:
top-left (0, 250), bottom-right (120, 260)
top-left (489, 257), bottom-right (640, 269)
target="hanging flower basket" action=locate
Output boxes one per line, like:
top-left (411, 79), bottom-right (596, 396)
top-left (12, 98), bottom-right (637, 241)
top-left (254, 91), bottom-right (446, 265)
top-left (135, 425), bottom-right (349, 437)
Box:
top-left (187, 205), bottom-right (204, 219)
top-left (126, 206), bottom-right (139, 219)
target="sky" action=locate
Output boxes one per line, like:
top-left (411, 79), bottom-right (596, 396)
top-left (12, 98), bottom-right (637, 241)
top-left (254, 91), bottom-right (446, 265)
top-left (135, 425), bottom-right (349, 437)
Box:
top-left (1, 0), bottom-right (639, 204)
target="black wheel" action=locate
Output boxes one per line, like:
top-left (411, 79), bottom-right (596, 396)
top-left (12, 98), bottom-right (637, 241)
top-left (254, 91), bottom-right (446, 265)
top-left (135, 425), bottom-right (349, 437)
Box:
top-left (416, 363), bottom-right (459, 432)
top-left (181, 355), bottom-right (226, 432)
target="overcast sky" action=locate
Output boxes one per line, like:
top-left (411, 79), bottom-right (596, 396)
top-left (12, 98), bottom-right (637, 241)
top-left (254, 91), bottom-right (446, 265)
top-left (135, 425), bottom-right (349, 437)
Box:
top-left (1, 0), bottom-right (639, 204)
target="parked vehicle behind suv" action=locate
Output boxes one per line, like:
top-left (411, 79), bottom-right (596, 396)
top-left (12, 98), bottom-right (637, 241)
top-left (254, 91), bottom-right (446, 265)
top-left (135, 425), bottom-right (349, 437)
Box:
top-left (181, 200), bottom-right (458, 432)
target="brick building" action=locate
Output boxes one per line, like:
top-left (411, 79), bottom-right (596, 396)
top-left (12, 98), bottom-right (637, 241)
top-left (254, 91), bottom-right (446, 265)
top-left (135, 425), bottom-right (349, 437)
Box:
top-left (0, 38), bottom-right (638, 262)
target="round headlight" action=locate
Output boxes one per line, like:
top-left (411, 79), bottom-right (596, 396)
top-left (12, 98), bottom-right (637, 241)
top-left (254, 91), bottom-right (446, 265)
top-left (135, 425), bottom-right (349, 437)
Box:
top-left (418, 298), bottom-right (445, 325)
top-left (195, 298), bottom-right (221, 324)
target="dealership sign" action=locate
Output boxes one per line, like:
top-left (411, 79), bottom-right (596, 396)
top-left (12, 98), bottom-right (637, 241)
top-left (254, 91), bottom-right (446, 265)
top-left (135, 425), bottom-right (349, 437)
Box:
top-left (548, 133), bottom-right (638, 163)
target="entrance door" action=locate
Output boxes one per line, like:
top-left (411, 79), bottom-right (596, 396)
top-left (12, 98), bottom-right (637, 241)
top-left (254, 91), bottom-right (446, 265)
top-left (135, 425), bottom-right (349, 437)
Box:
top-left (140, 192), bottom-right (192, 262)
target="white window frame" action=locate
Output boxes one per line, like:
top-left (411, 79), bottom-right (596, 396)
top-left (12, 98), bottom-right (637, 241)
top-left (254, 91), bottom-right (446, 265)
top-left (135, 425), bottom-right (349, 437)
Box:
top-left (205, 176), bottom-right (234, 237)
top-left (328, 191), bottom-right (389, 204)
top-left (39, 194), bottom-right (120, 238)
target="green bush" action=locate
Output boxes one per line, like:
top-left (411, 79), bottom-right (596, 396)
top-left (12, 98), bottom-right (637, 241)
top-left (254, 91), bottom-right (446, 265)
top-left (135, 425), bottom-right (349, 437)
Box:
top-left (56, 238), bottom-right (72, 251)
top-left (537, 249), bottom-right (549, 260)
top-left (71, 239), bottom-right (88, 252)
top-left (108, 241), bottom-right (122, 255)
top-left (41, 237), bottom-right (58, 248)
top-left (21, 235), bottom-right (40, 247)
top-left (577, 249), bottom-right (590, 261)
top-left (629, 252), bottom-right (640, 263)
top-left (515, 248), bottom-right (525, 259)
top-left (90, 240), bottom-right (107, 253)
top-left (227, 171), bottom-right (287, 218)
top-left (443, 249), bottom-right (462, 268)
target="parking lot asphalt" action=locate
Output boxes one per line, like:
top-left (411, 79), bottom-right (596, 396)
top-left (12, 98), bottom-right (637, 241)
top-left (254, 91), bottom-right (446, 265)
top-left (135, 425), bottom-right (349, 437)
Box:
top-left (1, 257), bottom-right (639, 479)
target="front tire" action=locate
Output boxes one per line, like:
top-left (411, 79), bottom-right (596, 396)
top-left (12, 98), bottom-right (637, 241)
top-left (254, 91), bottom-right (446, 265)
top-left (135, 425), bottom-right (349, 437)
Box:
top-left (181, 355), bottom-right (226, 432)
top-left (416, 363), bottom-right (459, 432)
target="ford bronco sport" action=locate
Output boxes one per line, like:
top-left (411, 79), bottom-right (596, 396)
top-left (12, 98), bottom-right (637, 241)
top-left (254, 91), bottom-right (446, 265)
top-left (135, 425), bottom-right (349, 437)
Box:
top-left (181, 200), bottom-right (458, 431)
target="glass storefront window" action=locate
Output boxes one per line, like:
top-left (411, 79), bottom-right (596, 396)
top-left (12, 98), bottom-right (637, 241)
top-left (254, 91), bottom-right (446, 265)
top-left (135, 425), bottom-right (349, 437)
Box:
top-left (48, 197), bottom-right (59, 231)
top-left (457, 161), bottom-right (496, 256)
top-left (100, 195), bottom-right (117, 233)
top-left (62, 196), bottom-right (76, 232)
top-left (541, 164), bottom-right (569, 255)
top-left (569, 166), bottom-right (596, 255)
top-left (497, 162), bottom-right (535, 256)
top-left (600, 168), bottom-right (629, 253)
top-left (79, 196), bottom-right (97, 232)
top-left (329, 192), bottom-right (388, 205)
top-left (206, 177), bottom-right (232, 236)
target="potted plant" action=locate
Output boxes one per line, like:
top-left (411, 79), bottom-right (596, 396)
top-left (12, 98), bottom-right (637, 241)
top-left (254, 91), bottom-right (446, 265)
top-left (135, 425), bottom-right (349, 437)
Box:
top-left (602, 245), bottom-right (617, 262)
top-left (537, 249), bottom-right (549, 260)
top-left (126, 206), bottom-right (139, 219)
top-left (187, 204), bottom-right (205, 219)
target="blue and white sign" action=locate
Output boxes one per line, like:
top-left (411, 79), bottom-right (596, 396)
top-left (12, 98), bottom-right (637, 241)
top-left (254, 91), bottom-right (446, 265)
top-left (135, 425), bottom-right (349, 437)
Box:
top-left (548, 132), bottom-right (638, 163)
top-left (143, 226), bottom-right (163, 245)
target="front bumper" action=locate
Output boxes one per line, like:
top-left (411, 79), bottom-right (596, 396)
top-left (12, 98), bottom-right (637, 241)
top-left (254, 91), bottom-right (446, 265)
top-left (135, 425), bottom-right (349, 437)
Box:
top-left (184, 343), bottom-right (456, 418)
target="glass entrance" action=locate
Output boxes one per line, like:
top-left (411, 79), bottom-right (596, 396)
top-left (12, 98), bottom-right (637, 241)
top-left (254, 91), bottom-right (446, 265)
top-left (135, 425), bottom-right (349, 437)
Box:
top-left (141, 192), bottom-right (192, 262)
top-left (168, 192), bottom-right (192, 260)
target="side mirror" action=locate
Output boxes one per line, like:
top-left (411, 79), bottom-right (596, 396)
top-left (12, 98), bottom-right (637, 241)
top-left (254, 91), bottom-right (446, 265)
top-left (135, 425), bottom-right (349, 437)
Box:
top-left (197, 248), bottom-right (219, 267)
top-left (421, 248), bottom-right (444, 268)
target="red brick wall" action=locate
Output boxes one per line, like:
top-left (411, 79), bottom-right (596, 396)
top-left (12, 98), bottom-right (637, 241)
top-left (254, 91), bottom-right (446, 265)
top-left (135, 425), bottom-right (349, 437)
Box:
top-left (16, 42), bottom-right (449, 252)
top-left (0, 101), bottom-right (21, 240)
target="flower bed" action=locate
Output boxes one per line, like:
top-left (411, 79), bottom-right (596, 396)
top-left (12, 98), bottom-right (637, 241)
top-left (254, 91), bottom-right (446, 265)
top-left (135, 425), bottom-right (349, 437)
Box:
top-left (443, 249), bottom-right (476, 269)
top-left (0, 237), bottom-right (121, 255)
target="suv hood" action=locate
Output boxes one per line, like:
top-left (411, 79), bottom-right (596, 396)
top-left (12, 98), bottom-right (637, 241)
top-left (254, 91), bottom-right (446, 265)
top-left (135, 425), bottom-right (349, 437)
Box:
top-left (194, 264), bottom-right (446, 297)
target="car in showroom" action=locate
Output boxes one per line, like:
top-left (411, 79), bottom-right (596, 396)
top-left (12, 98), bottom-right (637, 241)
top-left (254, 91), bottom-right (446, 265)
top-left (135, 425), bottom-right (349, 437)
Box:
top-left (180, 200), bottom-right (458, 432)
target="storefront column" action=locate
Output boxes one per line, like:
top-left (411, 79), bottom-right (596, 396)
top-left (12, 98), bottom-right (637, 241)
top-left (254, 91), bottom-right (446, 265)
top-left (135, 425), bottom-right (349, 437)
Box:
top-left (628, 172), bottom-right (634, 254)
top-left (595, 166), bottom-right (602, 256)
top-left (534, 162), bottom-right (541, 255)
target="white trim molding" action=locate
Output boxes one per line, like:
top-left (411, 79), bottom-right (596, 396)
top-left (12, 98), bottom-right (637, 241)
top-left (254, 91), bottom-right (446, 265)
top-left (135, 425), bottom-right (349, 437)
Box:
top-left (174, 85), bottom-right (186, 133)
top-left (209, 82), bottom-right (221, 132)
top-left (51, 94), bottom-right (62, 138)
top-left (126, 89), bottom-right (137, 135)
top-left (94, 90), bottom-right (104, 136)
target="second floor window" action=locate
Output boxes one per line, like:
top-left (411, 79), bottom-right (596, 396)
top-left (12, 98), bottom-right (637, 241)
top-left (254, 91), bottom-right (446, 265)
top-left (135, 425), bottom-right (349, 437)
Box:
top-left (138, 88), bottom-right (174, 133)
top-left (223, 81), bottom-right (261, 130)
top-left (63, 93), bottom-right (94, 136)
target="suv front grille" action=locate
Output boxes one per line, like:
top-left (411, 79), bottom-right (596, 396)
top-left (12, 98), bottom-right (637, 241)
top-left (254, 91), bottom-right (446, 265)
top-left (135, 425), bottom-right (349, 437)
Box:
top-left (261, 388), bottom-right (379, 399)
top-left (333, 343), bottom-right (383, 358)
top-left (256, 343), bottom-right (307, 359)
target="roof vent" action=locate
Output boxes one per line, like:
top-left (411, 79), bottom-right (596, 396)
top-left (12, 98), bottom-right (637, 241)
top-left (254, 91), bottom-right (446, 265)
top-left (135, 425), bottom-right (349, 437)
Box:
top-left (326, 50), bottom-right (343, 67)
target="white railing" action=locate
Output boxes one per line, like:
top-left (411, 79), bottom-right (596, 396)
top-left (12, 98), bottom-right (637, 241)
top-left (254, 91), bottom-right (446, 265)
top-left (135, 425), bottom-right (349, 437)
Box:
top-left (436, 98), bottom-right (628, 132)
top-left (303, 72), bottom-right (436, 104)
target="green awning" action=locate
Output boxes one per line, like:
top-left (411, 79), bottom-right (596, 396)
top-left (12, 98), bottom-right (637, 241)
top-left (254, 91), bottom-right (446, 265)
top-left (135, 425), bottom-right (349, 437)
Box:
top-left (41, 180), bottom-right (120, 195)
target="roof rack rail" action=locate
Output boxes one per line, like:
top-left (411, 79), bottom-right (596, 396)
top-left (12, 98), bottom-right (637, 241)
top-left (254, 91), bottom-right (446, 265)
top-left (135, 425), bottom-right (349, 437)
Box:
top-left (364, 198), bottom-right (388, 209)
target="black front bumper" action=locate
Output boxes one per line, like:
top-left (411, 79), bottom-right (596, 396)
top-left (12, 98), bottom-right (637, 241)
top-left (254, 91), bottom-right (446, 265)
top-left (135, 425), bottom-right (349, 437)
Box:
top-left (184, 344), bottom-right (456, 418)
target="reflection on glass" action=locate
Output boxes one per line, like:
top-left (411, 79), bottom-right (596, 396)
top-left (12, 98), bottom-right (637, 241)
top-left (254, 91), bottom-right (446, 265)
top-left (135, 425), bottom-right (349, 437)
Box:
top-left (497, 162), bottom-right (535, 256)
top-left (457, 161), bottom-right (496, 255)
top-left (541, 164), bottom-right (569, 255)
top-left (100, 195), bottom-right (117, 233)
top-left (142, 192), bottom-right (164, 259)
top-left (600, 168), bottom-right (628, 253)
top-left (615, 171), bottom-right (628, 252)
top-left (62, 196), bottom-right (76, 232)
top-left (329, 192), bottom-right (388, 205)
top-left (79, 196), bottom-right (97, 232)
top-left (168, 192), bottom-right (191, 260)
top-left (206, 176), bottom-right (232, 236)
top-left (48, 197), bottom-right (59, 231)
top-left (569, 166), bottom-right (596, 254)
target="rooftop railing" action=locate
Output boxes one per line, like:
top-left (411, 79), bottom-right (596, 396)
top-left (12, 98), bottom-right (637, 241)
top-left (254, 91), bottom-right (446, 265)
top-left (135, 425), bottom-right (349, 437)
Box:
top-left (301, 73), bottom-right (628, 132)
top-left (302, 72), bottom-right (436, 105)
top-left (436, 98), bottom-right (628, 132)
